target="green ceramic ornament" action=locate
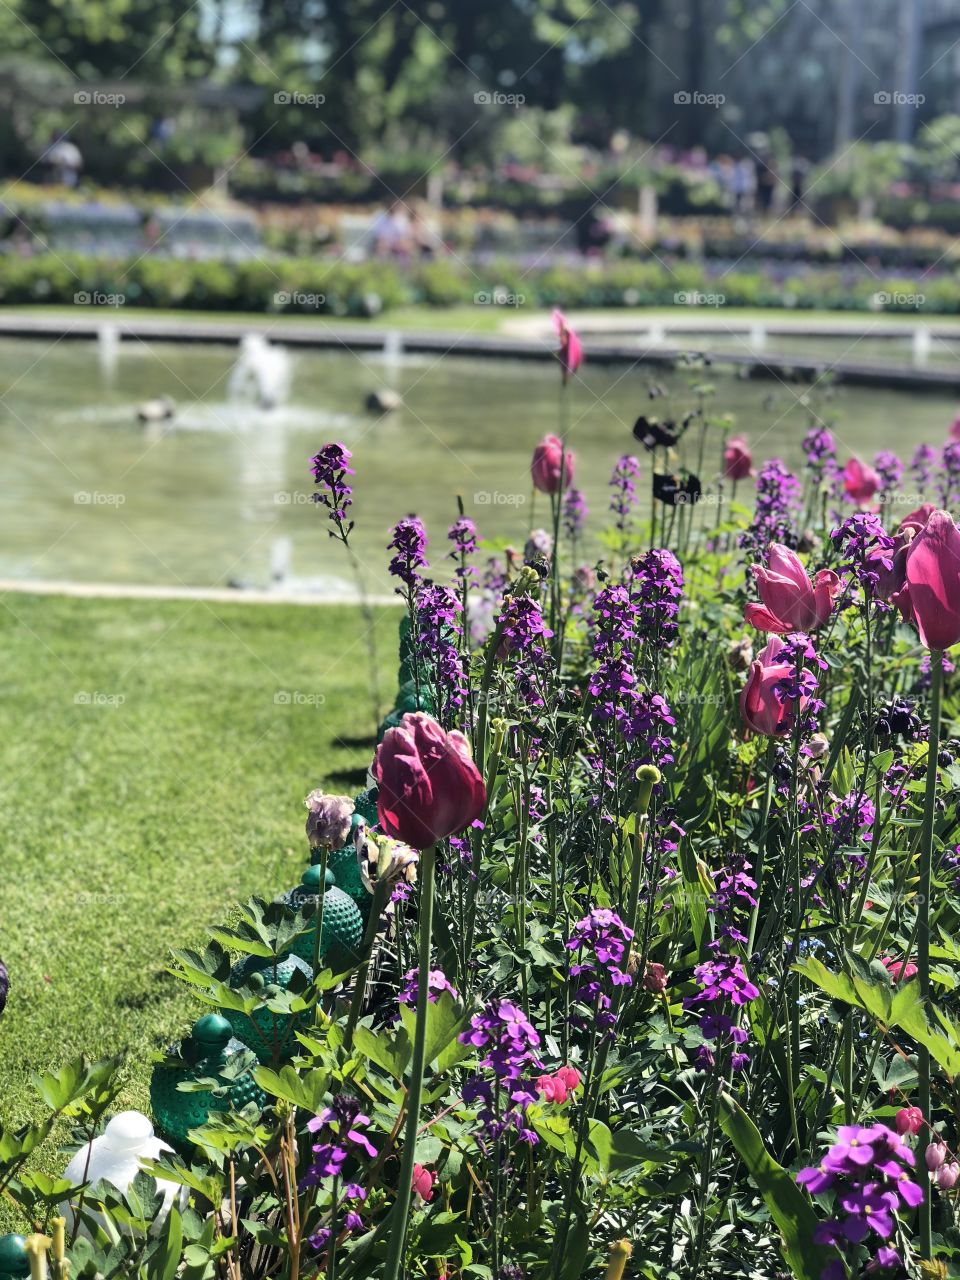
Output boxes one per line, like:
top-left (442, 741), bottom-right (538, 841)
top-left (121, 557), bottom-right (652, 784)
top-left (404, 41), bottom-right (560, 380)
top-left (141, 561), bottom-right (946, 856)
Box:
top-left (353, 787), bottom-right (379, 827)
top-left (0, 1236), bottom-right (28, 1280)
top-left (326, 844), bottom-right (373, 926)
top-left (225, 953), bottom-right (313, 1064)
top-left (285, 866), bottom-right (364, 970)
top-left (150, 1015), bottom-right (265, 1150)
top-left (377, 708), bottom-right (404, 742)
top-left (396, 679), bottom-right (435, 715)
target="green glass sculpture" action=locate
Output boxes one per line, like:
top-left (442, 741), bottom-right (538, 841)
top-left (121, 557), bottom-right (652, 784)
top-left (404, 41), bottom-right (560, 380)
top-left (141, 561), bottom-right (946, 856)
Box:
top-left (285, 865), bottom-right (365, 970)
top-left (150, 1014), bottom-right (265, 1150)
top-left (0, 1236), bottom-right (28, 1280)
top-left (352, 787), bottom-right (379, 828)
top-left (395, 679), bottom-right (435, 715)
top-left (225, 951), bottom-right (313, 1064)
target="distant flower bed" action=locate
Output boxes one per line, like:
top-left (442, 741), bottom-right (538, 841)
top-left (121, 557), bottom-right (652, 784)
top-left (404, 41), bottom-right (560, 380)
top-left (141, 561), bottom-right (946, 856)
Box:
top-left (2, 250), bottom-right (960, 315)
top-left (7, 320), bottom-right (960, 1279)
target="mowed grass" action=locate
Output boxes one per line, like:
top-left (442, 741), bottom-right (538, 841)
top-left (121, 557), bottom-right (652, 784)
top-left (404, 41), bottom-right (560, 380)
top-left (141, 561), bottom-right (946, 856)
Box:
top-left (0, 593), bottom-right (396, 1181)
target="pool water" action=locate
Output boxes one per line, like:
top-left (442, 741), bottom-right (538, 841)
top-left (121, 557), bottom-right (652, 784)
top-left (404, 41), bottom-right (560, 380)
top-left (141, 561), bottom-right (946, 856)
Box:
top-left (0, 337), bottom-right (956, 596)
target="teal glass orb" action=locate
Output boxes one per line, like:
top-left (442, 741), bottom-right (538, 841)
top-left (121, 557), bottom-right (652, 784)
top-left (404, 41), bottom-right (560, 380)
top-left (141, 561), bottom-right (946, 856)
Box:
top-left (226, 952), bottom-right (312, 1064)
top-left (150, 1017), bottom-right (266, 1150)
top-left (396, 679), bottom-right (435, 715)
top-left (0, 1236), bottom-right (28, 1279)
top-left (352, 787), bottom-right (378, 827)
top-left (327, 846), bottom-right (365, 899)
top-left (286, 871), bottom-right (364, 971)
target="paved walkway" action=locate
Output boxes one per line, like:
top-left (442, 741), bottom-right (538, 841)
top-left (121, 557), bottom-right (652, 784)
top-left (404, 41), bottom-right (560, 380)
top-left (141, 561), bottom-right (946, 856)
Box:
top-left (0, 578), bottom-right (400, 606)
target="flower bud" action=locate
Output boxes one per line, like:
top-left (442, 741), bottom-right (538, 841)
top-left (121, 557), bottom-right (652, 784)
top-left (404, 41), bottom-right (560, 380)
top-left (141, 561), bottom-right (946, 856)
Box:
top-left (937, 1161), bottom-right (960, 1191)
top-left (642, 961), bottom-right (669, 993)
top-left (894, 1106), bottom-right (923, 1135)
top-left (727, 636), bottom-right (753, 672)
top-left (604, 1240), bottom-right (633, 1280)
top-left (926, 1141), bottom-right (947, 1171)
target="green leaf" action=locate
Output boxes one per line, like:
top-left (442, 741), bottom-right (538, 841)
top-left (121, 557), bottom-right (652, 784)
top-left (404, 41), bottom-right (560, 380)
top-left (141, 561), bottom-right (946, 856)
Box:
top-left (252, 1065), bottom-right (329, 1111)
top-left (795, 956), bottom-right (960, 1079)
top-left (147, 1204), bottom-right (184, 1280)
top-left (398, 993), bottom-right (471, 1073)
top-left (718, 1093), bottom-right (838, 1280)
top-left (352, 1025), bottom-right (411, 1082)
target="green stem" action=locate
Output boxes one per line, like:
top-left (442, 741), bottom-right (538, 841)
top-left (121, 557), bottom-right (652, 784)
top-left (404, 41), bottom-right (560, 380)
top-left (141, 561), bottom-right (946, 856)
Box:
top-left (382, 845), bottom-right (437, 1280)
top-left (918, 650), bottom-right (943, 1260)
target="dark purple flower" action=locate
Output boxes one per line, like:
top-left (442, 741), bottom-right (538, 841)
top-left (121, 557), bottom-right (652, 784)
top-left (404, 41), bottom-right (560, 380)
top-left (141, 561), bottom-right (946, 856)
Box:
top-left (399, 967), bottom-right (459, 1007)
top-left (910, 443), bottom-right (937, 494)
top-left (630, 548), bottom-right (684, 648)
top-left (567, 909), bottom-right (634, 1035)
top-left (416, 584), bottom-right (467, 719)
top-left (609, 455), bottom-right (641, 533)
top-left (301, 1095), bottom-right (377, 1190)
top-left (310, 443), bottom-right (355, 542)
top-left (448, 517), bottom-right (477, 584)
top-left (388, 516), bottom-right (429, 591)
top-left (563, 487), bottom-right (589, 540)
top-left (741, 460), bottom-right (802, 560)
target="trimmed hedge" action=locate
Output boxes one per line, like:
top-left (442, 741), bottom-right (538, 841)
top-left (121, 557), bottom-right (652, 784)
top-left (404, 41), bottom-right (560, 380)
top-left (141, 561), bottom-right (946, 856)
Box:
top-left (1, 251), bottom-right (958, 315)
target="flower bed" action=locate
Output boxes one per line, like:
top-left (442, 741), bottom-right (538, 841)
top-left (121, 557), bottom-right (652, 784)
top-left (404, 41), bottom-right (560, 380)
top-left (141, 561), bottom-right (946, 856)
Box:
top-left (6, 319), bottom-right (960, 1278)
top-left (3, 251), bottom-right (960, 316)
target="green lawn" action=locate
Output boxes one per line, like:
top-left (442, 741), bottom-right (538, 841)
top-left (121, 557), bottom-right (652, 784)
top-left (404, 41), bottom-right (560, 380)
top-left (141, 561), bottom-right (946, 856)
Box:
top-left (0, 593), bottom-right (396, 1185)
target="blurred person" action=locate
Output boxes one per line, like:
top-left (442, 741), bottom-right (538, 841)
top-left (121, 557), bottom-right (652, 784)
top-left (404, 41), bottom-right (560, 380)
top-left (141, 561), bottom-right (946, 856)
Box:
top-left (733, 156), bottom-right (756, 213)
top-left (756, 152), bottom-right (777, 214)
top-left (410, 204), bottom-right (442, 260)
top-left (371, 200), bottom-right (412, 258)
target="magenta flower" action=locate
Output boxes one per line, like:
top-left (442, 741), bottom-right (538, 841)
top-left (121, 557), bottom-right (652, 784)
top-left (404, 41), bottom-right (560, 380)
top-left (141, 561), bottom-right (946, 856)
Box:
top-left (552, 308), bottom-right (583, 384)
top-left (745, 544), bottom-right (840, 634)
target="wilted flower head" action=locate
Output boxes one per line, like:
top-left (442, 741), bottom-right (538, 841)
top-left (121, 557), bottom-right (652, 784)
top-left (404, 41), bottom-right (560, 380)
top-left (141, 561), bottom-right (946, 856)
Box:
top-left (304, 790), bottom-right (355, 851)
top-left (354, 824), bottom-right (419, 893)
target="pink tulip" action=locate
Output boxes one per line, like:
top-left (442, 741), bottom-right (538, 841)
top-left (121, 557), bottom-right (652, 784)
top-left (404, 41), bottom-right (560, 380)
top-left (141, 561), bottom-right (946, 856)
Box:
top-left (950, 415), bottom-right (960, 442)
top-left (739, 637), bottom-right (805, 737)
top-left (899, 503), bottom-right (936, 536)
top-left (374, 712), bottom-right (486, 849)
top-left (843, 457), bottom-right (881, 506)
top-left (412, 1163), bottom-right (436, 1202)
top-left (938, 1162), bottom-right (960, 1191)
top-left (552, 308), bottom-right (583, 384)
top-left (723, 435), bottom-right (753, 482)
top-left (881, 956), bottom-right (918, 983)
top-left (531, 434), bottom-right (575, 495)
top-left (744, 544), bottom-right (841, 634)
top-left (642, 961), bottom-right (670, 993)
top-left (892, 509), bottom-right (960, 651)
top-left (536, 1067), bottom-right (581, 1103)
top-left (555, 1066), bottom-right (581, 1092)
top-left (894, 1106), bottom-right (923, 1136)
top-left (926, 1141), bottom-right (948, 1171)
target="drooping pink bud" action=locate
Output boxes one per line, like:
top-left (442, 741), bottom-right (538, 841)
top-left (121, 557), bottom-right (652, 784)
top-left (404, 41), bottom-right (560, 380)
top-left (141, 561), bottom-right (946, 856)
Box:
top-left (894, 1106), bottom-right (923, 1136)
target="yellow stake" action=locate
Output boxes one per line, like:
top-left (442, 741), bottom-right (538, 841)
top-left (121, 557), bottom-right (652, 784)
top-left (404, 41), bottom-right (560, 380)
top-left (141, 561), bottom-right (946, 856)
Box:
top-left (604, 1238), bottom-right (633, 1280)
